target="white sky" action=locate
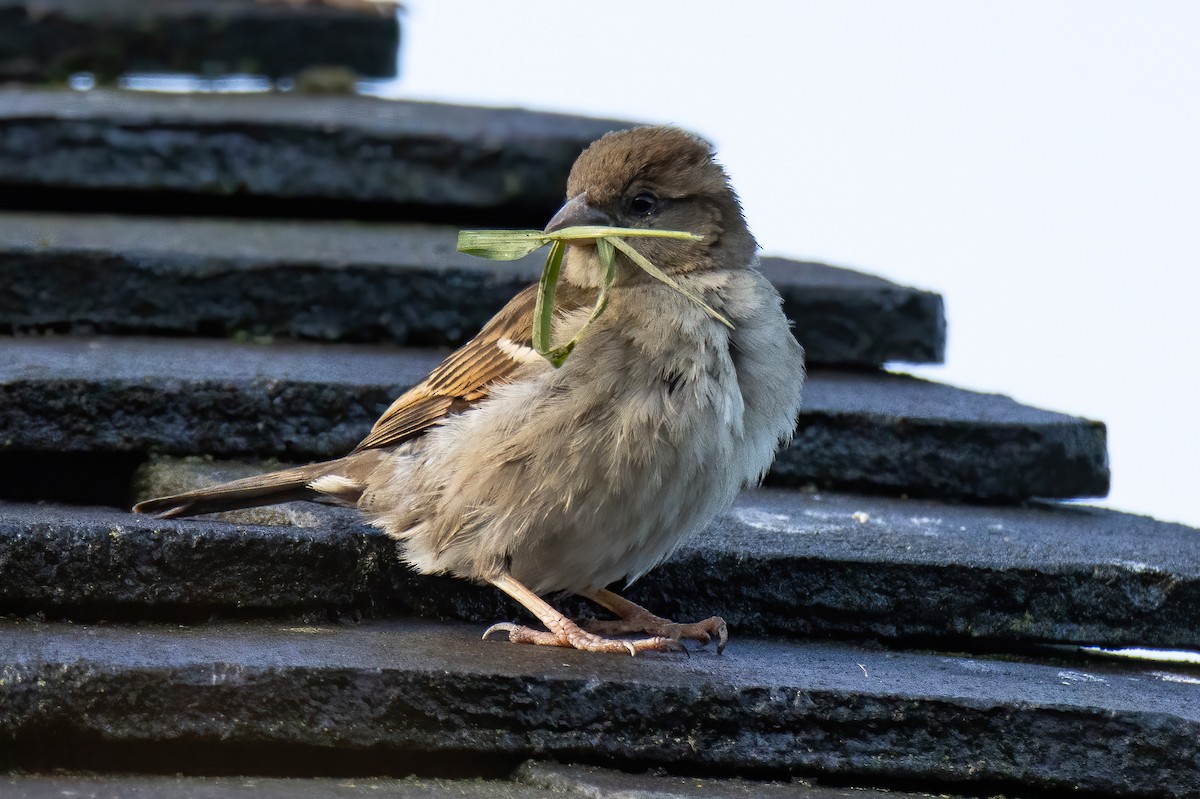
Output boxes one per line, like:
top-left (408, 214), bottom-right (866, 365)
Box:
top-left (381, 1), bottom-right (1200, 527)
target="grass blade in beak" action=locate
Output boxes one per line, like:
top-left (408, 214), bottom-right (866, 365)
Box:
top-left (457, 230), bottom-right (550, 260)
top-left (532, 239), bottom-right (566, 361)
top-left (535, 239), bottom-right (617, 368)
top-left (604, 236), bottom-right (734, 329)
top-left (459, 225), bottom-right (730, 366)
top-left (457, 227), bottom-right (703, 260)
top-left (544, 226), bottom-right (703, 243)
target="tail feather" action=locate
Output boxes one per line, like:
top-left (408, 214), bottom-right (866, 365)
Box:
top-left (133, 458), bottom-right (372, 519)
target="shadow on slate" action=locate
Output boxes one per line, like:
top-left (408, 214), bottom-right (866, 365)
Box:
top-left (0, 336), bottom-right (1106, 501)
top-left (0, 212), bottom-right (945, 365)
top-left (0, 88), bottom-right (634, 223)
top-left (4, 486), bottom-right (1193, 650)
top-left (1, 616), bottom-right (1196, 798)
top-left (0, 0), bottom-right (400, 82)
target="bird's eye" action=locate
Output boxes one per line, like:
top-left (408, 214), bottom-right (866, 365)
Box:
top-left (628, 191), bottom-right (659, 216)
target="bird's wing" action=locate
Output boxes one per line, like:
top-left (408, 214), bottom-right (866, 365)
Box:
top-left (353, 282), bottom-right (593, 452)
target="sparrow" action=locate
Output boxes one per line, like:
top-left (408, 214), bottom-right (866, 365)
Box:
top-left (135, 126), bottom-right (806, 655)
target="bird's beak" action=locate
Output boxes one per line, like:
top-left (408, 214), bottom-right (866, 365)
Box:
top-left (544, 193), bottom-right (612, 233)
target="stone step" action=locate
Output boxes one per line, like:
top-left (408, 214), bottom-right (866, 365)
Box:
top-left (0, 88), bottom-right (631, 223)
top-left (0, 617), bottom-right (1194, 798)
top-left (0, 0), bottom-right (400, 82)
top-left (0, 763), bottom-right (945, 799)
top-left (0, 212), bottom-right (946, 366)
top-left (0, 336), bottom-right (1106, 501)
top-left (6, 486), bottom-right (1193, 650)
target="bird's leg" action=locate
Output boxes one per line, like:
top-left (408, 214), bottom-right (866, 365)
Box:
top-left (482, 574), bottom-right (684, 656)
top-left (581, 588), bottom-right (728, 654)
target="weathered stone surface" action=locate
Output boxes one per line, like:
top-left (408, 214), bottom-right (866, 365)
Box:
top-left (516, 763), bottom-right (936, 799)
top-left (0, 89), bottom-right (632, 222)
top-left (759, 257), bottom-right (945, 364)
top-left (0, 213), bottom-right (946, 365)
top-left (0, 775), bottom-right (545, 799)
top-left (0, 336), bottom-right (442, 462)
top-left (0, 0), bottom-right (400, 82)
top-left (777, 369), bottom-right (1109, 500)
top-left (0, 337), bottom-right (1107, 500)
top-left (0, 763), bottom-right (943, 798)
top-left (5, 487), bottom-right (1196, 650)
top-left (1, 617), bottom-right (1195, 798)
top-left (0, 500), bottom-right (377, 619)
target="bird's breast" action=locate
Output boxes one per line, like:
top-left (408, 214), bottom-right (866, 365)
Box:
top-left (373, 268), bottom-right (803, 594)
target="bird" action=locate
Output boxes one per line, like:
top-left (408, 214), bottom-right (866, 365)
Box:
top-left (134, 126), bottom-right (806, 655)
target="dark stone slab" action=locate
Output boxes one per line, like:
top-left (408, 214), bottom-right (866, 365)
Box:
top-left (516, 762), bottom-right (939, 799)
top-left (0, 213), bottom-right (946, 365)
top-left (0, 775), bottom-right (544, 799)
top-left (778, 370), bottom-right (1109, 500)
top-left (687, 490), bottom-right (1200, 649)
top-left (0, 336), bottom-right (1106, 500)
top-left (5, 486), bottom-right (1196, 650)
top-left (0, 763), bottom-right (944, 798)
top-left (0, 618), bottom-right (1196, 798)
top-left (0, 89), bottom-right (633, 223)
top-left (0, 0), bottom-right (400, 82)
top-left (759, 258), bottom-right (945, 365)
top-left (0, 337), bottom-right (444, 463)
top-left (0, 500), bottom-right (379, 619)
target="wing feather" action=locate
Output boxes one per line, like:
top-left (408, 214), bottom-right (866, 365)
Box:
top-left (353, 282), bottom-right (595, 452)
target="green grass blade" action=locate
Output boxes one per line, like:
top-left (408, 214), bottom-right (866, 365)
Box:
top-left (604, 236), bottom-right (734, 329)
top-left (460, 224), bottom-right (730, 367)
top-left (538, 242), bottom-right (617, 368)
top-left (457, 226), bottom-right (702, 260)
top-left (532, 239), bottom-right (565, 360)
top-left (546, 226), bottom-right (704, 242)
top-left (457, 229), bottom-right (549, 260)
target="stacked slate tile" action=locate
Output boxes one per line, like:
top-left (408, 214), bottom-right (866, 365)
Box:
top-left (0, 5), bottom-right (1196, 798)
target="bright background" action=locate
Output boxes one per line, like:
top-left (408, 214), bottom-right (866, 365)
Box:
top-left (374, 1), bottom-right (1199, 527)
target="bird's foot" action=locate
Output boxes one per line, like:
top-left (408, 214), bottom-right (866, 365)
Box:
top-left (482, 619), bottom-right (685, 656)
top-left (579, 588), bottom-right (727, 653)
top-left (483, 574), bottom-right (688, 656)
top-left (584, 611), bottom-right (728, 654)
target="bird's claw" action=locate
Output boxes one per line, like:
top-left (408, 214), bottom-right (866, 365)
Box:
top-left (482, 622), bottom-right (521, 641)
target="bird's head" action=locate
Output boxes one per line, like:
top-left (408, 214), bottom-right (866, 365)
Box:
top-left (545, 126), bottom-right (756, 284)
